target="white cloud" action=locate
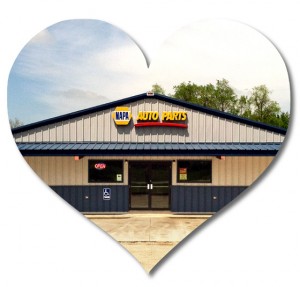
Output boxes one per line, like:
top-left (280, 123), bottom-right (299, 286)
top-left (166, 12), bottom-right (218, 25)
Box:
top-left (148, 20), bottom-right (290, 110)
top-left (38, 89), bottom-right (110, 116)
top-left (8, 19), bottom-right (291, 122)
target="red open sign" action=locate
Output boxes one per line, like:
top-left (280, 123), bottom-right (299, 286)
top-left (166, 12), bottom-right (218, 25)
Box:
top-left (95, 163), bottom-right (106, 170)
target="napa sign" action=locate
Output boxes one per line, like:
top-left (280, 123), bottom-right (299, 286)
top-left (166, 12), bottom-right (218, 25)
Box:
top-left (112, 107), bottom-right (188, 128)
top-left (111, 107), bottom-right (132, 126)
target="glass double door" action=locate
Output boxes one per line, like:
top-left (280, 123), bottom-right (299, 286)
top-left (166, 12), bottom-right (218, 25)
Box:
top-left (129, 161), bottom-right (171, 210)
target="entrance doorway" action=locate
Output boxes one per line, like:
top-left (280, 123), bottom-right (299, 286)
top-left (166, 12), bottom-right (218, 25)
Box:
top-left (129, 161), bottom-right (171, 210)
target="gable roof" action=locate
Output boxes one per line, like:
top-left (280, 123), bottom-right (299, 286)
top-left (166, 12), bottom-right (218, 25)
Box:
top-left (12, 92), bottom-right (287, 135)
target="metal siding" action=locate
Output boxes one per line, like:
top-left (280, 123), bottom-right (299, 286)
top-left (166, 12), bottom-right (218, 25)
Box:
top-left (218, 117), bottom-right (225, 142)
top-left (41, 126), bottom-right (49, 142)
top-left (266, 131), bottom-right (272, 142)
top-left (238, 156), bottom-right (246, 185)
top-left (225, 157), bottom-right (232, 185)
top-left (77, 187), bottom-right (84, 211)
top-left (69, 120), bottom-right (76, 141)
top-left (217, 156), bottom-right (225, 185)
top-left (28, 131), bottom-right (35, 142)
top-left (252, 157), bottom-right (260, 182)
top-left (109, 108), bottom-right (118, 142)
top-left (76, 118), bottom-right (83, 141)
top-left (83, 116), bottom-right (91, 141)
top-left (48, 157), bottom-right (56, 185)
top-left (274, 132), bottom-right (281, 142)
top-left (197, 112), bottom-right (204, 142)
top-left (240, 123), bottom-right (246, 142)
top-left (212, 187), bottom-right (219, 212)
top-left (232, 122), bottom-right (239, 142)
top-left (56, 124), bottom-right (62, 141)
top-left (212, 117), bottom-right (220, 142)
top-left (63, 121), bottom-right (69, 141)
top-left (246, 126), bottom-right (253, 142)
top-left (90, 113), bottom-right (97, 141)
top-left (205, 115), bottom-right (213, 142)
top-left (260, 129), bottom-right (267, 142)
top-left (51, 185), bottom-right (129, 212)
top-left (253, 127), bottom-right (260, 142)
top-left (14, 97), bottom-right (285, 144)
top-left (225, 120), bottom-right (233, 142)
top-left (24, 155), bottom-right (274, 188)
top-left (232, 157), bottom-right (239, 186)
top-left (205, 187), bottom-right (212, 212)
top-left (49, 124), bottom-right (56, 141)
top-left (171, 186), bottom-right (247, 212)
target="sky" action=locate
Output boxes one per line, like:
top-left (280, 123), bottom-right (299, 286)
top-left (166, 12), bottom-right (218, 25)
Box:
top-left (7, 19), bottom-right (291, 125)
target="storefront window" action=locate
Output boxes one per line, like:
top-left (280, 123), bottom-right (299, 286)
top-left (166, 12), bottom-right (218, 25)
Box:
top-left (88, 160), bottom-right (123, 183)
top-left (177, 160), bottom-right (212, 183)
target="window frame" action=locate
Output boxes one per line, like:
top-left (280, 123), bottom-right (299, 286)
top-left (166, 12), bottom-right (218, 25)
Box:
top-left (177, 160), bottom-right (212, 183)
top-left (88, 159), bottom-right (124, 183)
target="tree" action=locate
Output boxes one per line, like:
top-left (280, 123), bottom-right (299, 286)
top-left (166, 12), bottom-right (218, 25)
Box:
top-left (151, 83), bottom-right (165, 95)
top-left (214, 79), bottom-right (237, 113)
top-left (236, 95), bottom-right (252, 118)
top-left (170, 80), bottom-right (289, 129)
top-left (197, 84), bottom-right (216, 108)
top-left (9, 118), bottom-right (23, 128)
top-left (278, 111), bottom-right (290, 129)
top-left (249, 85), bottom-right (280, 124)
top-left (172, 81), bottom-right (200, 104)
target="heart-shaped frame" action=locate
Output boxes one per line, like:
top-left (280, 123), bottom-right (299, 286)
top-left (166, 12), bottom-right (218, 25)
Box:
top-left (8, 19), bottom-right (290, 272)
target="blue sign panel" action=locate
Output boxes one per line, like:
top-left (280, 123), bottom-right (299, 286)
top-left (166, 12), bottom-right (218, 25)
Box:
top-left (103, 188), bottom-right (111, 200)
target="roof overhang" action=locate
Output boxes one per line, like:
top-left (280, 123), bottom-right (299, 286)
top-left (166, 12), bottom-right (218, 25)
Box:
top-left (16, 142), bottom-right (282, 157)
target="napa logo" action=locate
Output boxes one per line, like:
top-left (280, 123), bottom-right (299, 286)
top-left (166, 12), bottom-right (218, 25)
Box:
top-left (112, 106), bottom-right (132, 126)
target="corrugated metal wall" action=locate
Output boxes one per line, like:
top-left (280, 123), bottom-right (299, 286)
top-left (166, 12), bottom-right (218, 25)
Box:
top-left (52, 185), bottom-right (129, 212)
top-left (15, 98), bottom-right (284, 143)
top-left (171, 186), bottom-right (246, 212)
top-left (23, 155), bottom-right (273, 212)
top-left (24, 155), bottom-right (273, 187)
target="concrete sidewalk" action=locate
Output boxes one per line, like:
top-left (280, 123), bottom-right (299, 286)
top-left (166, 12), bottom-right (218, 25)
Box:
top-left (86, 212), bottom-right (211, 272)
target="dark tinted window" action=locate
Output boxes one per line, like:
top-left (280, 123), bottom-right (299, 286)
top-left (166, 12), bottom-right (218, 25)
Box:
top-left (177, 160), bottom-right (212, 183)
top-left (88, 160), bottom-right (123, 183)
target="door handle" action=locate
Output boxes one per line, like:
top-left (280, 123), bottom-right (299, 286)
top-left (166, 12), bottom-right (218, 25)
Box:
top-left (147, 184), bottom-right (153, 190)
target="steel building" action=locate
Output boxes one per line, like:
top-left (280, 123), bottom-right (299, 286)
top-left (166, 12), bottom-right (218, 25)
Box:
top-left (12, 93), bottom-right (286, 213)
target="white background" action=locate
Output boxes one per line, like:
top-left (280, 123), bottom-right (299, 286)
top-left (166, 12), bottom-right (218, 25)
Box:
top-left (0, 1), bottom-right (299, 286)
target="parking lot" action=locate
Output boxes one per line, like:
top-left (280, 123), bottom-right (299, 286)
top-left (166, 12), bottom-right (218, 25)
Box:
top-left (86, 212), bottom-right (211, 272)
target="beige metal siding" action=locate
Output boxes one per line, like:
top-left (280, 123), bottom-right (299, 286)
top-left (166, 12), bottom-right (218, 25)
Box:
top-left (24, 155), bottom-right (274, 187)
top-left (15, 98), bottom-right (285, 143)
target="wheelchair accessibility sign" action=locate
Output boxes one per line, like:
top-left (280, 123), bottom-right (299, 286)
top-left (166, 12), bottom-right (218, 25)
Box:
top-left (103, 188), bottom-right (111, 200)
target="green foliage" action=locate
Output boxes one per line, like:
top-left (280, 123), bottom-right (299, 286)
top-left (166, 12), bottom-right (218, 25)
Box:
top-left (173, 81), bottom-right (200, 104)
top-left (249, 85), bottom-right (280, 122)
top-left (279, 112), bottom-right (290, 129)
top-left (198, 84), bottom-right (216, 108)
top-left (151, 83), bottom-right (165, 95)
top-left (235, 95), bottom-right (252, 118)
top-left (214, 79), bottom-right (237, 113)
top-left (167, 80), bottom-right (289, 129)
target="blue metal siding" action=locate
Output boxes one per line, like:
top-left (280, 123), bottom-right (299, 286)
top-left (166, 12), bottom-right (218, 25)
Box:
top-left (51, 185), bottom-right (129, 212)
top-left (171, 186), bottom-right (247, 212)
top-left (53, 185), bottom-right (246, 213)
